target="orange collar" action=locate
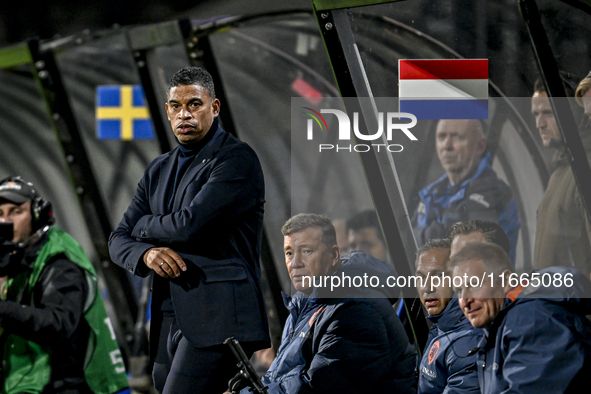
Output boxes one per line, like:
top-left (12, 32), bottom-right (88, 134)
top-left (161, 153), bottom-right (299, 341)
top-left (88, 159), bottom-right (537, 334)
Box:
top-left (506, 284), bottom-right (525, 301)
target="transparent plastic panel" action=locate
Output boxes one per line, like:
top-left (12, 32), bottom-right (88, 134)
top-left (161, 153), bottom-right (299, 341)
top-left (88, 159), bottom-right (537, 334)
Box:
top-left (313, 0), bottom-right (591, 299)
top-left (52, 31), bottom-right (174, 230)
top-left (537, 0), bottom-right (591, 82)
top-left (292, 94), bottom-right (591, 298)
top-left (210, 14), bottom-right (351, 291)
top-left (0, 64), bottom-right (95, 258)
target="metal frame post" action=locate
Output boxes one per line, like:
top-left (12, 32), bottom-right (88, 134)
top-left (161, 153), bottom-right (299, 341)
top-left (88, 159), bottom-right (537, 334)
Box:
top-left (28, 38), bottom-right (138, 362)
top-left (313, 4), bottom-right (429, 350)
top-left (188, 24), bottom-right (290, 342)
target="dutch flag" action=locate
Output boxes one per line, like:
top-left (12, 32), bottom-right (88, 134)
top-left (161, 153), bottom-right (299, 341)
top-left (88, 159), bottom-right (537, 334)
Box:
top-left (398, 59), bottom-right (489, 120)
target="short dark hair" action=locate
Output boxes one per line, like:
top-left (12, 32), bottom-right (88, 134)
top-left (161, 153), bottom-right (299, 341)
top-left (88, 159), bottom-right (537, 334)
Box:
top-left (446, 241), bottom-right (512, 274)
top-left (447, 220), bottom-right (511, 257)
top-left (168, 67), bottom-right (216, 98)
top-left (282, 213), bottom-right (337, 248)
top-left (415, 238), bottom-right (451, 266)
top-left (346, 210), bottom-right (384, 243)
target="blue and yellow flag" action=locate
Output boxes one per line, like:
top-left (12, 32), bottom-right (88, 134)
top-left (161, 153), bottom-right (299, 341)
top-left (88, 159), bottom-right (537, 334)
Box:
top-left (96, 85), bottom-right (155, 140)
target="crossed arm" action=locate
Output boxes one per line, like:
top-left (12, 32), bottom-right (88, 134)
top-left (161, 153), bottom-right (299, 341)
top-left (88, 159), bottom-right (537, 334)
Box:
top-left (109, 145), bottom-right (263, 278)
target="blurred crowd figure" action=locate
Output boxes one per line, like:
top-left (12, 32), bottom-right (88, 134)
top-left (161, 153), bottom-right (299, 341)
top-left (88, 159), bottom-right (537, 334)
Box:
top-left (346, 209), bottom-right (389, 263)
top-left (411, 118), bottom-right (520, 262)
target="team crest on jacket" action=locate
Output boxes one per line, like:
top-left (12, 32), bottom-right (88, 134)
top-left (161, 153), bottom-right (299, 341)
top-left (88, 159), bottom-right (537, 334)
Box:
top-left (469, 193), bottom-right (490, 208)
top-left (428, 340), bottom-right (440, 364)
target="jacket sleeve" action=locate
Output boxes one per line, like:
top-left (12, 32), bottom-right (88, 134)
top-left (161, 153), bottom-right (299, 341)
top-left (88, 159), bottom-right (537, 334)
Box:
top-left (0, 259), bottom-right (87, 345)
top-left (130, 145), bottom-right (263, 244)
top-left (283, 302), bottom-right (402, 394)
top-left (499, 303), bottom-right (586, 393)
top-left (108, 171), bottom-right (156, 277)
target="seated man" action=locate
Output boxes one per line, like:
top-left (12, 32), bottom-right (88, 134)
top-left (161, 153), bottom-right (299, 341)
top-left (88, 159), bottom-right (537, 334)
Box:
top-left (448, 242), bottom-right (591, 394)
top-left (415, 238), bottom-right (481, 394)
top-left (250, 213), bottom-right (416, 393)
top-left (412, 119), bottom-right (520, 261)
top-left (0, 176), bottom-right (128, 394)
top-left (447, 219), bottom-right (511, 260)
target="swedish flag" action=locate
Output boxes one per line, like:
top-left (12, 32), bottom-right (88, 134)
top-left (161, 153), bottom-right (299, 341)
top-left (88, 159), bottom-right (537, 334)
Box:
top-left (96, 85), bottom-right (155, 140)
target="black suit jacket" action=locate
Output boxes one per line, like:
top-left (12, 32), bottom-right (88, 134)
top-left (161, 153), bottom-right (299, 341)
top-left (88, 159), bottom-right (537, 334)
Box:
top-left (109, 124), bottom-right (270, 351)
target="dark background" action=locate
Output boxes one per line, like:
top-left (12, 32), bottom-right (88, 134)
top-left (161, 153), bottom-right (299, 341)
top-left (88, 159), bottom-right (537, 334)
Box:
top-left (0, 0), bottom-right (312, 47)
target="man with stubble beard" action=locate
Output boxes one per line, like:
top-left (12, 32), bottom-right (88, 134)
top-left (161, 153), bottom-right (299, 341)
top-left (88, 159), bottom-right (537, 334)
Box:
top-left (109, 67), bottom-right (270, 393)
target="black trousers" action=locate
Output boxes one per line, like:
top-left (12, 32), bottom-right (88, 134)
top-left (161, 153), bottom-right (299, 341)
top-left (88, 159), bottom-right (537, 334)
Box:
top-left (153, 316), bottom-right (256, 394)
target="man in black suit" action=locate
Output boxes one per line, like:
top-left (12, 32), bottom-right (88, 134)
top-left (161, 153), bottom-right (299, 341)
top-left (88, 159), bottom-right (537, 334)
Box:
top-left (109, 67), bottom-right (270, 393)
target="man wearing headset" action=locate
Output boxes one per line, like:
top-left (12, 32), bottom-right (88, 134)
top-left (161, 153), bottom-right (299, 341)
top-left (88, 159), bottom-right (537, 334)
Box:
top-left (0, 176), bottom-right (128, 394)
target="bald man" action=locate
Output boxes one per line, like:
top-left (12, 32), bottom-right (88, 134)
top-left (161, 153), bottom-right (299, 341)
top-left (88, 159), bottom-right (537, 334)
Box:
top-left (413, 119), bottom-right (520, 261)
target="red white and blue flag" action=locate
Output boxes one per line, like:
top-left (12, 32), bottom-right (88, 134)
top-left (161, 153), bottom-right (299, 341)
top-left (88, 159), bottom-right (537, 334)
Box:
top-left (398, 59), bottom-right (488, 120)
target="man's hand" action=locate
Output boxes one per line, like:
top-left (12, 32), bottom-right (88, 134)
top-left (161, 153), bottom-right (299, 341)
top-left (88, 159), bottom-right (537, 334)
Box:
top-left (143, 247), bottom-right (187, 278)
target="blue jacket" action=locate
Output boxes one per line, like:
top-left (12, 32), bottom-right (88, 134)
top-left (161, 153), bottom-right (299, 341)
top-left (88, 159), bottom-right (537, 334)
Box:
top-left (418, 298), bottom-right (482, 394)
top-left (477, 266), bottom-right (591, 394)
top-left (412, 152), bottom-right (520, 262)
top-left (251, 251), bottom-right (417, 394)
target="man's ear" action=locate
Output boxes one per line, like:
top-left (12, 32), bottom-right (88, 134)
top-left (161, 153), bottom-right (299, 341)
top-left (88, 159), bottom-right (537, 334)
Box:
top-left (477, 136), bottom-right (486, 157)
top-left (331, 245), bottom-right (341, 268)
top-left (212, 98), bottom-right (221, 117)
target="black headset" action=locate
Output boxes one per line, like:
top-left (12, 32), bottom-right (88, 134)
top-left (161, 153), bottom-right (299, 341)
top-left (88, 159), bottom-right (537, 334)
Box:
top-left (0, 176), bottom-right (54, 231)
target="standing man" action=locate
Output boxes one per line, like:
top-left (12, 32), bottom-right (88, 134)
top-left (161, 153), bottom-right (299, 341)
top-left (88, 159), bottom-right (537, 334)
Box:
top-left (531, 77), bottom-right (591, 275)
top-left (448, 242), bottom-right (591, 394)
top-left (412, 119), bottom-right (520, 261)
top-left (109, 67), bottom-right (270, 393)
top-left (0, 176), bottom-right (128, 394)
top-left (415, 238), bottom-right (481, 394)
top-left (253, 213), bottom-right (416, 393)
